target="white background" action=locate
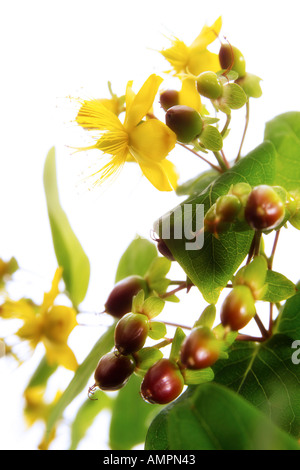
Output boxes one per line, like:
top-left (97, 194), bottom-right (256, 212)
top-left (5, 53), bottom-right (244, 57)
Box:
top-left (0, 0), bottom-right (299, 450)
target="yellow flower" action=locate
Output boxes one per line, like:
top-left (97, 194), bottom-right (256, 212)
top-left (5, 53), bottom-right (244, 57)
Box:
top-left (76, 74), bottom-right (178, 191)
top-left (0, 268), bottom-right (78, 371)
top-left (0, 257), bottom-right (18, 289)
top-left (160, 17), bottom-right (222, 76)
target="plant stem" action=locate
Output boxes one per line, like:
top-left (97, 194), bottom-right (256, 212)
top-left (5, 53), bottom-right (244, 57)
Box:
top-left (178, 143), bottom-right (223, 173)
top-left (254, 313), bottom-right (270, 339)
top-left (221, 113), bottom-right (231, 137)
top-left (236, 99), bottom-right (250, 162)
top-left (213, 151), bottom-right (229, 172)
top-left (162, 321), bottom-right (192, 331)
top-left (236, 334), bottom-right (266, 343)
top-left (152, 338), bottom-right (173, 349)
top-left (161, 282), bottom-right (189, 299)
top-left (268, 230), bottom-right (280, 269)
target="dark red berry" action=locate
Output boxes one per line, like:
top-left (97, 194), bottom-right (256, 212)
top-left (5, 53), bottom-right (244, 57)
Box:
top-left (160, 90), bottom-right (179, 112)
top-left (180, 326), bottom-right (219, 370)
top-left (220, 285), bottom-right (256, 331)
top-left (104, 275), bottom-right (148, 318)
top-left (114, 313), bottom-right (149, 355)
top-left (165, 105), bottom-right (203, 143)
top-left (244, 185), bottom-right (285, 231)
top-left (140, 358), bottom-right (184, 405)
top-left (94, 351), bottom-right (135, 391)
top-left (157, 239), bottom-right (175, 261)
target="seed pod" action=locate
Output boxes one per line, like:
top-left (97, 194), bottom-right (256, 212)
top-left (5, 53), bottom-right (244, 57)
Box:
top-left (114, 313), bottom-right (149, 355)
top-left (165, 105), bottom-right (203, 143)
top-left (180, 326), bottom-right (220, 370)
top-left (197, 72), bottom-right (223, 100)
top-left (244, 185), bottom-right (285, 231)
top-left (104, 275), bottom-right (148, 319)
top-left (220, 285), bottom-right (256, 331)
top-left (140, 358), bottom-right (184, 404)
top-left (94, 351), bottom-right (135, 391)
top-left (219, 44), bottom-right (246, 78)
top-left (160, 90), bottom-right (179, 112)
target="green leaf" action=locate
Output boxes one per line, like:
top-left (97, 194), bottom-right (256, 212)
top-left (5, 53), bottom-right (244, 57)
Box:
top-left (115, 236), bottom-right (157, 283)
top-left (43, 147), bottom-right (90, 307)
top-left (109, 374), bottom-right (160, 450)
top-left (45, 323), bottom-right (115, 440)
top-left (142, 296), bottom-right (165, 319)
top-left (134, 348), bottom-right (164, 376)
top-left (145, 382), bottom-right (299, 450)
top-left (199, 125), bottom-right (223, 151)
top-left (148, 321), bottom-right (167, 340)
top-left (213, 334), bottom-right (300, 438)
top-left (194, 304), bottom-right (216, 329)
top-left (264, 112), bottom-right (300, 192)
top-left (262, 270), bottom-right (296, 303)
top-left (276, 292), bottom-right (300, 340)
top-left (155, 142), bottom-right (277, 303)
top-left (175, 169), bottom-right (219, 197)
top-left (236, 73), bottom-right (263, 99)
top-left (222, 82), bottom-right (248, 110)
top-left (26, 355), bottom-right (57, 389)
top-left (169, 327), bottom-right (186, 362)
top-left (70, 390), bottom-right (112, 450)
top-left (181, 367), bottom-right (214, 385)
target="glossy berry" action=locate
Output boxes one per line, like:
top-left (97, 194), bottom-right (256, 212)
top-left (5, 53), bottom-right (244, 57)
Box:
top-left (140, 358), bottom-right (184, 405)
top-left (220, 285), bottom-right (256, 331)
top-left (157, 239), bottom-right (175, 261)
top-left (104, 275), bottom-right (148, 318)
top-left (219, 44), bottom-right (246, 78)
top-left (94, 351), bottom-right (135, 391)
top-left (165, 105), bottom-right (203, 143)
top-left (180, 326), bottom-right (220, 370)
top-left (160, 90), bottom-right (179, 112)
top-left (244, 185), bottom-right (285, 231)
top-left (216, 195), bottom-right (242, 223)
top-left (114, 313), bottom-right (149, 355)
top-left (197, 72), bottom-right (223, 100)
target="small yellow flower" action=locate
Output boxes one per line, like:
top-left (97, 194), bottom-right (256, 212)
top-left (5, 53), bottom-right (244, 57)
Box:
top-left (0, 268), bottom-right (78, 371)
top-left (0, 257), bottom-right (18, 289)
top-left (76, 74), bottom-right (178, 191)
top-left (160, 17), bottom-right (222, 76)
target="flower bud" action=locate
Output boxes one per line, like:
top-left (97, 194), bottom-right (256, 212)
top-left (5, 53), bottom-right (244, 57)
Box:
top-left (197, 72), bottom-right (223, 100)
top-left (140, 358), bottom-right (184, 404)
top-left (219, 44), bottom-right (246, 78)
top-left (165, 105), bottom-right (203, 143)
top-left (104, 275), bottom-right (148, 319)
top-left (114, 313), bottom-right (149, 355)
top-left (220, 285), bottom-right (256, 331)
top-left (160, 90), bottom-right (179, 112)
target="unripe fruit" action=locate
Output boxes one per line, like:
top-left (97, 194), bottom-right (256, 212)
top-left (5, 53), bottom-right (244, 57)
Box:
top-left (157, 239), bottom-right (175, 261)
top-left (165, 105), bottom-right (203, 143)
top-left (180, 326), bottom-right (220, 370)
top-left (160, 90), bottom-right (179, 112)
top-left (114, 313), bottom-right (149, 355)
top-left (220, 285), bottom-right (256, 331)
top-left (140, 358), bottom-right (184, 404)
top-left (244, 185), bottom-right (285, 231)
top-left (104, 275), bottom-right (148, 318)
top-left (94, 351), bottom-right (135, 391)
top-left (197, 72), bottom-right (223, 99)
top-left (216, 195), bottom-right (242, 223)
top-left (219, 44), bottom-right (246, 78)
top-left (204, 205), bottom-right (230, 236)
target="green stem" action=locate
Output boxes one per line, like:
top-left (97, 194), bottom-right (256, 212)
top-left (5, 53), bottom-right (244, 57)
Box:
top-left (236, 99), bottom-right (250, 162)
top-left (221, 113), bottom-right (231, 137)
top-left (213, 151), bottom-right (228, 172)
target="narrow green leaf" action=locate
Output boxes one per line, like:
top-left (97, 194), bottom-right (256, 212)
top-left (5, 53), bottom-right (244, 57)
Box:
top-left (182, 367), bottom-right (214, 385)
top-left (264, 111), bottom-right (300, 191)
top-left (109, 374), bottom-right (160, 450)
top-left (169, 327), bottom-right (186, 362)
top-left (26, 355), bottom-right (57, 389)
top-left (155, 142), bottom-right (277, 303)
top-left (115, 236), bottom-right (157, 283)
top-left (262, 270), bottom-right (296, 303)
top-left (46, 323), bottom-right (115, 439)
top-left (194, 304), bottom-right (216, 329)
top-left (145, 383), bottom-right (299, 450)
top-left (70, 390), bottom-right (112, 450)
top-left (43, 147), bottom-right (90, 307)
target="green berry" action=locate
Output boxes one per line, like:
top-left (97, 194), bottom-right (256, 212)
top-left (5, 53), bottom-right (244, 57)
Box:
top-left (216, 195), bottom-right (242, 223)
top-left (219, 44), bottom-right (246, 78)
top-left (197, 72), bottom-right (223, 99)
top-left (165, 105), bottom-right (203, 143)
top-left (220, 285), bottom-right (256, 331)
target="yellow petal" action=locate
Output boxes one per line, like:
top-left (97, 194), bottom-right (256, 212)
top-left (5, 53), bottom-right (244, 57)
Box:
top-left (179, 78), bottom-right (202, 113)
top-left (41, 267), bottom-right (63, 314)
top-left (190, 16), bottom-right (222, 50)
top-left (138, 158), bottom-right (178, 192)
top-left (43, 305), bottom-right (78, 344)
top-left (124, 74), bottom-right (163, 131)
top-left (0, 298), bottom-right (36, 321)
top-left (187, 50), bottom-right (221, 76)
top-left (76, 99), bottom-right (124, 132)
top-left (125, 80), bottom-right (135, 114)
top-left (43, 337), bottom-right (78, 371)
top-left (129, 119), bottom-right (176, 162)
top-left (160, 37), bottom-right (189, 74)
